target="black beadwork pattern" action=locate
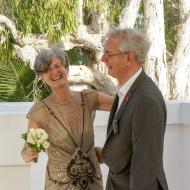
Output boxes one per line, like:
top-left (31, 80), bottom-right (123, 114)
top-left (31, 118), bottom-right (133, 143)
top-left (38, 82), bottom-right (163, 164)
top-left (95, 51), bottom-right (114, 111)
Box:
top-left (67, 148), bottom-right (96, 190)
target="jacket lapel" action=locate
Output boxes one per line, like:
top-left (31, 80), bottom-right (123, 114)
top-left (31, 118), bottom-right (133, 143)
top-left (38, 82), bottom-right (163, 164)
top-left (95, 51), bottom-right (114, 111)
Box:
top-left (106, 94), bottom-right (119, 134)
top-left (106, 70), bottom-right (147, 140)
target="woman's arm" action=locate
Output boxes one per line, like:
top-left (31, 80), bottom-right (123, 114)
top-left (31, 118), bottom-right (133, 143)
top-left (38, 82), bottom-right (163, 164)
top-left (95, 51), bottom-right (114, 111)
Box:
top-left (97, 92), bottom-right (114, 111)
top-left (20, 119), bottom-right (40, 163)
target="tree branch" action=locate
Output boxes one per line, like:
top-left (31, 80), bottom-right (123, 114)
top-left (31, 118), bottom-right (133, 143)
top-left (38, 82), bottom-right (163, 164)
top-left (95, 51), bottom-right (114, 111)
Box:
top-left (0, 14), bottom-right (22, 46)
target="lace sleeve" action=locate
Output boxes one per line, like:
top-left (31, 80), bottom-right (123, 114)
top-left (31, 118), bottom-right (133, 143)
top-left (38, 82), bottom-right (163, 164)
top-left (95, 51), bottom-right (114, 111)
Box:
top-left (27, 101), bottom-right (49, 131)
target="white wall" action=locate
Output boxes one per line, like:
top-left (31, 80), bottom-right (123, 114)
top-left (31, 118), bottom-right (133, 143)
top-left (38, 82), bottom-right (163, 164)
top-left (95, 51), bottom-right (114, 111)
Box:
top-left (0, 103), bottom-right (32, 190)
top-left (0, 101), bottom-right (190, 190)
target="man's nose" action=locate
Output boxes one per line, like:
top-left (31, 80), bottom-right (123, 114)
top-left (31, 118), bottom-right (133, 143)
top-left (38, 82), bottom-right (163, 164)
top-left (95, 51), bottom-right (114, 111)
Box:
top-left (101, 54), bottom-right (108, 63)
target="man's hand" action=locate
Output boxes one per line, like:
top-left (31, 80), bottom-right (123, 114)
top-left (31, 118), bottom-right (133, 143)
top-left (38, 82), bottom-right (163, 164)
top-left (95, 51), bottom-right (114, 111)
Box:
top-left (95, 146), bottom-right (103, 164)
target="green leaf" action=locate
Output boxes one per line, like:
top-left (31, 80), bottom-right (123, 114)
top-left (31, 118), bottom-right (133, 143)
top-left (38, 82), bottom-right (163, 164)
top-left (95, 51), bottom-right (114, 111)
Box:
top-left (21, 133), bottom-right (27, 141)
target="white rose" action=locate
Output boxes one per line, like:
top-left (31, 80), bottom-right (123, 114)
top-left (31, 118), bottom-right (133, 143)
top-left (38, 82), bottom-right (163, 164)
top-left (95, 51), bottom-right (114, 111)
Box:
top-left (42, 141), bottom-right (50, 150)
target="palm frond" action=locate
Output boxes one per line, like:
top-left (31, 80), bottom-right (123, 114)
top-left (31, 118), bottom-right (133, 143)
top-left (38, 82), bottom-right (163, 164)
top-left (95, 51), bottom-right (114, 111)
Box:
top-left (0, 47), bottom-right (50, 102)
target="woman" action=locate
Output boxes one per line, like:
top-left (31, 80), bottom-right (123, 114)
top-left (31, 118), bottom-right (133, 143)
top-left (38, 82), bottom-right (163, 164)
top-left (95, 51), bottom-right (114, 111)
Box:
top-left (21, 48), bottom-right (113, 190)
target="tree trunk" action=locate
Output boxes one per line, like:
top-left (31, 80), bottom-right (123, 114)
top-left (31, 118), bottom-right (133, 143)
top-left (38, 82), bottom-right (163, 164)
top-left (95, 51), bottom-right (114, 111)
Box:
top-left (171, 0), bottom-right (190, 99)
top-left (119, 0), bottom-right (141, 28)
top-left (144, 0), bottom-right (169, 98)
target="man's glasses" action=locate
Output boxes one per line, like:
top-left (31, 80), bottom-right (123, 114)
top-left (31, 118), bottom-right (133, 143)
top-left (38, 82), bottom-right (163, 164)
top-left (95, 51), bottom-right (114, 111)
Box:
top-left (102, 51), bottom-right (129, 59)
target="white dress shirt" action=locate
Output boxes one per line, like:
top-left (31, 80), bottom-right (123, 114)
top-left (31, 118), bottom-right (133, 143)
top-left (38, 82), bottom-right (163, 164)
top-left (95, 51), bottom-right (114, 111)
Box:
top-left (116, 68), bottom-right (142, 111)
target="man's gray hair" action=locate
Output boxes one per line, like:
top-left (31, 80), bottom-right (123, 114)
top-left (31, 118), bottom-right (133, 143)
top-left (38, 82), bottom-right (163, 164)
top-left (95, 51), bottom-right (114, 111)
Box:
top-left (34, 48), bottom-right (70, 77)
top-left (103, 28), bottom-right (151, 64)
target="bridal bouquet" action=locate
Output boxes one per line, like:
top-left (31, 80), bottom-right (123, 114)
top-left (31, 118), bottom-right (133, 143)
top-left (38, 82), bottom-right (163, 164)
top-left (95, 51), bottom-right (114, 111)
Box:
top-left (21, 128), bottom-right (50, 162)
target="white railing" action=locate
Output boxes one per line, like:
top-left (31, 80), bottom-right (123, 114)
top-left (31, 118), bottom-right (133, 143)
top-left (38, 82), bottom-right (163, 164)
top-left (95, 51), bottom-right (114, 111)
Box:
top-left (0, 101), bottom-right (190, 190)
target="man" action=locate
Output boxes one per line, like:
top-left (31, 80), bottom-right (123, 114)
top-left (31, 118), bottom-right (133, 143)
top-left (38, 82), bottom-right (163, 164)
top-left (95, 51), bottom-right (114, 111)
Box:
top-left (96, 28), bottom-right (168, 190)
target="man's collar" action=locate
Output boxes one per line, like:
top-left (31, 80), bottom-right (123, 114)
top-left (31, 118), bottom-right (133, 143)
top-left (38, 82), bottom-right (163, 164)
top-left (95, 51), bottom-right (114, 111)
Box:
top-left (117, 68), bottom-right (142, 97)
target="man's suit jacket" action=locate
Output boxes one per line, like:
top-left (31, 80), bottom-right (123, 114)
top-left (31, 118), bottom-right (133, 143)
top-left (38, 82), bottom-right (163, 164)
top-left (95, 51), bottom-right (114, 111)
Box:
top-left (101, 70), bottom-right (168, 190)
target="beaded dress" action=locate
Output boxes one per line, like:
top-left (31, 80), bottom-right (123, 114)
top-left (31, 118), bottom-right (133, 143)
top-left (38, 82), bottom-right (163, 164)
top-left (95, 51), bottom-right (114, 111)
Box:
top-left (27, 90), bottom-right (103, 190)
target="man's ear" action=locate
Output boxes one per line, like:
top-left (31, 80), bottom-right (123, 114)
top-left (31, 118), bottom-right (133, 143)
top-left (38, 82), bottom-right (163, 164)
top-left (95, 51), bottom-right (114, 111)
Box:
top-left (127, 52), bottom-right (136, 61)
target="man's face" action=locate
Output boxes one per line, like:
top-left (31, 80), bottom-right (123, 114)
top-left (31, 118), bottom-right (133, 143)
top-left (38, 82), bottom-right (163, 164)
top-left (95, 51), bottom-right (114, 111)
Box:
top-left (101, 37), bottom-right (127, 80)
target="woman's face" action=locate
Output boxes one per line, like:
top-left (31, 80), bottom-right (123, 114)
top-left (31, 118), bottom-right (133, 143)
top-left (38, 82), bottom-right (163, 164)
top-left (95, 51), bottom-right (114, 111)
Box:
top-left (41, 56), bottom-right (69, 89)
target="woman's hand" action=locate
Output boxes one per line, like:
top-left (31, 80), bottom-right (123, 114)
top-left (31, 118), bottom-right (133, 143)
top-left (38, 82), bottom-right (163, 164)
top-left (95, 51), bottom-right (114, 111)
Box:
top-left (95, 146), bottom-right (103, 164)
top-left (21, 144), bottom-right (39, 163)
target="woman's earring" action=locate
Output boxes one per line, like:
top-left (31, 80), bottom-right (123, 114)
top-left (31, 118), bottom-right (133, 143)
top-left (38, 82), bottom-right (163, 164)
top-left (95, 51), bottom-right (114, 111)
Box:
top-left (39, 74), bottom-right (43, 81)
